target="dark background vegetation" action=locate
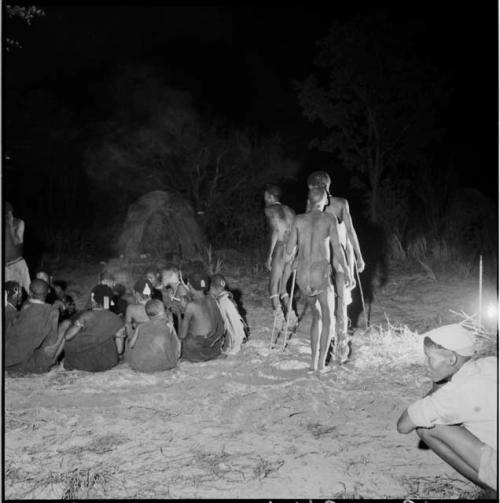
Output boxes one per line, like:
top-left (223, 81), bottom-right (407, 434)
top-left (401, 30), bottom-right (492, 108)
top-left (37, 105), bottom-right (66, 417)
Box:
top-left (3, 2), bottom-right (498, 277)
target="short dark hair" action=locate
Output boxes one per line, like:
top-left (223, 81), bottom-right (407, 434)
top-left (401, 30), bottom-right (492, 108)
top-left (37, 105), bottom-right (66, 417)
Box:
top-left (188, 271), bottom-right (209, 292)
top-left (145, 299), bottom-right (165, 318)
top-left (91, 284), bottom-right (114, 306)
top-left (99, 270), bottom-right (115, 282)
top-left (265, 184), bottom-right (282, 200)
top-left (30, 279), bottom-right (49, 300)
top-left (307, 171), bottom-right (331, 192)
top-left (211, 273), bottom-right (226, 289)
top-left (133, 278), bottom-right (154, 298)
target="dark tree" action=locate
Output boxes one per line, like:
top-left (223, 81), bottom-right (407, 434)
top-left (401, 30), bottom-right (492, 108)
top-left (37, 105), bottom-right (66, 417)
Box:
top-left (295, 12), bottom-right (449, 224)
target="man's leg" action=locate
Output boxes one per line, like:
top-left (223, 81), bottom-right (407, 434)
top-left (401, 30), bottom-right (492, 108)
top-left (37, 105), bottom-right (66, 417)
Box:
top-left (269, 252), bottom-right (285, 313)
top-left (317, 287), bottom-right (335, 371)
top-left (417, 425), bottom-right (492, 490)
top-left (308, 297), bottom-right (320, 370)
top-left (334, 268), bottom-right (352, 363)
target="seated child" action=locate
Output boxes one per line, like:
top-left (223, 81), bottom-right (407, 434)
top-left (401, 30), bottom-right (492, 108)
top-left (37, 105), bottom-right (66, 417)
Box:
top-left (125, 299), bottom-right (180, 372)
top-left (179, 271), bottom-right (226, 362)
top-left (209, 273), bottom-right (248, 354)
top-left (111, 283), bottom-right (129, 318)
top-left (125, 279), bottom-right (154, 338)
top-left (5, 279), bottom-right (69, 374)
top-left (52, 280), bottom-right (76, 321)
top-left (397, 324), bottom-right (497, 492)
top-left (63, 284), bottom-right (125, 372)
top-left (5, 281), bottom-right (22, 328)
top-left (144, 267), bottom-right (164, 301)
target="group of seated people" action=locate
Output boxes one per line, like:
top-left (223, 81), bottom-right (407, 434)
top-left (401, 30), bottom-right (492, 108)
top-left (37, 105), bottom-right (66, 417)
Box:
top-left (4, 266), bottom-right (248, 375)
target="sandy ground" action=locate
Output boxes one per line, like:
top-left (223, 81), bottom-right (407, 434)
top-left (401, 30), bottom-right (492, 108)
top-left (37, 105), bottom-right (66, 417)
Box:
top-left (4, 257), bottom-right (497, 499)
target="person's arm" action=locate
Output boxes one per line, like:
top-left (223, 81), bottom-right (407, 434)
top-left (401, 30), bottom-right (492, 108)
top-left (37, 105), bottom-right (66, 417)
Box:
top-left (64, 312), bottom-right (88, 341)
top-left (41, 308), bottom-right (61, 354)
top-left (285, 219), bottom-right (298, 261)
top-left (125, 305), bottom-right (134, 337)
top-left (13, 219), bottom-right (25, 245)
top-left (265, 208), bottom-right (279, 271)
top-left (179, 303), bottom-right (194, 340)
top-left (342, 200), bottom-right (365, 273)
top-left (329, 217), bottom-right (355, 288)
top-left (115, 326), bottom-right (127, 353)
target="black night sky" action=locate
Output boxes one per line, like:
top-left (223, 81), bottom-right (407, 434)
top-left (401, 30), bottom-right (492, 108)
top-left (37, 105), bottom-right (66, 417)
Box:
top-left (3, 2), bottom-right (499, 265)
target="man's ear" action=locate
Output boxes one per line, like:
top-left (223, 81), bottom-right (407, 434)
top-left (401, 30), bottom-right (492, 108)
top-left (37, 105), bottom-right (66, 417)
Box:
top-left (449, 351), bottom-right (459, 367)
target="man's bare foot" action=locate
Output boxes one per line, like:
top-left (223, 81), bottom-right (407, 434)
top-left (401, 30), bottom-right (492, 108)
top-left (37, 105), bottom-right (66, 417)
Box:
top-left (317, 365), bottom-right (331, 374)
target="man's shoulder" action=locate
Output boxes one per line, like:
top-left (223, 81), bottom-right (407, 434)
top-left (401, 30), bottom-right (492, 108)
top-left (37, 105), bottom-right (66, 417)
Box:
top-left (454, 357), bottom-right (498, 381)
top-left (330, 196), bottom-right (348, 206)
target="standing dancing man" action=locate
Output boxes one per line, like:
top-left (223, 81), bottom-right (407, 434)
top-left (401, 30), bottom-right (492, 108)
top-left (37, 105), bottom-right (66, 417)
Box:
top-left (307, 171), bottom-right (365, 363)
top-left (287, 187), bottom-right (354, 372)
top-left (264, 184), bottom-right (297, 329)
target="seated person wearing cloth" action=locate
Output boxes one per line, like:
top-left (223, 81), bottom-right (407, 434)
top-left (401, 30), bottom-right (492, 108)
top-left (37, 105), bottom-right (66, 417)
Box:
top-left (397, 324), bottom-right (497, 493)
top-left (209, 273), bottom-right (248, 354)
top-left (63, 284), bottom-right (125, 372)
top-left (179, 271), bottom-right (226, 362)
top-left (125, 299), bottom-right (181, 372)
top-left (125, 278), bottom-right (154, 338)
top-left (5, 281), bottom-right (22, 328)
top-left (5, 279), bottom-right (68, 374)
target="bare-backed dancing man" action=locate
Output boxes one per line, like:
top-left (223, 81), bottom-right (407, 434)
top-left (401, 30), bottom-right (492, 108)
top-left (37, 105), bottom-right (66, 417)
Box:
top-left (264, 185), bottom-right (297, 327)
top-left (307, 171), bottom-right (365, 363)
top-left (286, 187), bottom-right (354, 372)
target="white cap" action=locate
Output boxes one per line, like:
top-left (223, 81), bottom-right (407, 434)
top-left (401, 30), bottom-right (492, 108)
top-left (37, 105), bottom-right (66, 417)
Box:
top-left (425, 324), bottom-right (476, 356)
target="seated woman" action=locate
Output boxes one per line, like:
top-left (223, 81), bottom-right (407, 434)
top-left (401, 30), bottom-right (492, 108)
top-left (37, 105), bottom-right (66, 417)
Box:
top-left (179, 271), bottom-right (226, 362)
top-left (63, 284), bottom-right (125, 372)
top-left (4, 280), bottom-right (22, 328)
top-left (125, 299), bottom-right (180, 372)
top-left (5, 279), bottom-right (68, 374)
top-left (209, 274), bottom-right (248, 354)
top-left (125, 279), bottom-right (154, 338)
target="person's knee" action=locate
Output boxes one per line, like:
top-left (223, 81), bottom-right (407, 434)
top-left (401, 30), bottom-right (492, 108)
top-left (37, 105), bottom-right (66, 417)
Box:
top-left (416, 427), bottom-right (429, 440)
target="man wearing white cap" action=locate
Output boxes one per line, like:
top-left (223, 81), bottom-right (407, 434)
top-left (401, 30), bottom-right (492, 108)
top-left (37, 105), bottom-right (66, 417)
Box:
top-left (397, 324), bottom-right (497, 493)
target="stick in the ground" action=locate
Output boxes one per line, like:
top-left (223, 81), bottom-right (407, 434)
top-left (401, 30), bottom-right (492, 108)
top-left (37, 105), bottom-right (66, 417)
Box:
top-left (478, 254), bottom-right (483, 331)
top-left (282, 269), bottom-right (297, 351)
top-left (355, 262), bottom-right (368, 329)
top-left (270, 310), bottom-right (279, 349)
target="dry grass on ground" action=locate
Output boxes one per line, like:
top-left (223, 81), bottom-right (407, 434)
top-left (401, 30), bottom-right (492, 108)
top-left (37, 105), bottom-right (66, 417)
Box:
top-left (4, 253), bottom-right (497, 499)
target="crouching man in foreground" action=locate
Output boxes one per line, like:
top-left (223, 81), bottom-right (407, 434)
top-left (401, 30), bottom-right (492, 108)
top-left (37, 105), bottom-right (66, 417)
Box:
top-left (397, 324), bottom-right (497, 494)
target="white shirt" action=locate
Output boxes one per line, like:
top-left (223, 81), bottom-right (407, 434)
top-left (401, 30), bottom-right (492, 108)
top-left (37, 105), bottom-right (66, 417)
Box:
top-left (407, 357), bottom-right (498, 448)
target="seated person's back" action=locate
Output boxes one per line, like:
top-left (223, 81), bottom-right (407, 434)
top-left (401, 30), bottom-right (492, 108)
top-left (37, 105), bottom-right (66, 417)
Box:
top-left (4, 281), bottom-right (22, 328)
top-left (125, 279), bottom-right (154, 337)
top-left (179, 271), bottom-right (225, 362)
top-left (125, 299), bottom-right (180, 372)
top-left (64, 284), bottom-right (124, 372)
top-left (5, 279), bottom-right (61, 374)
